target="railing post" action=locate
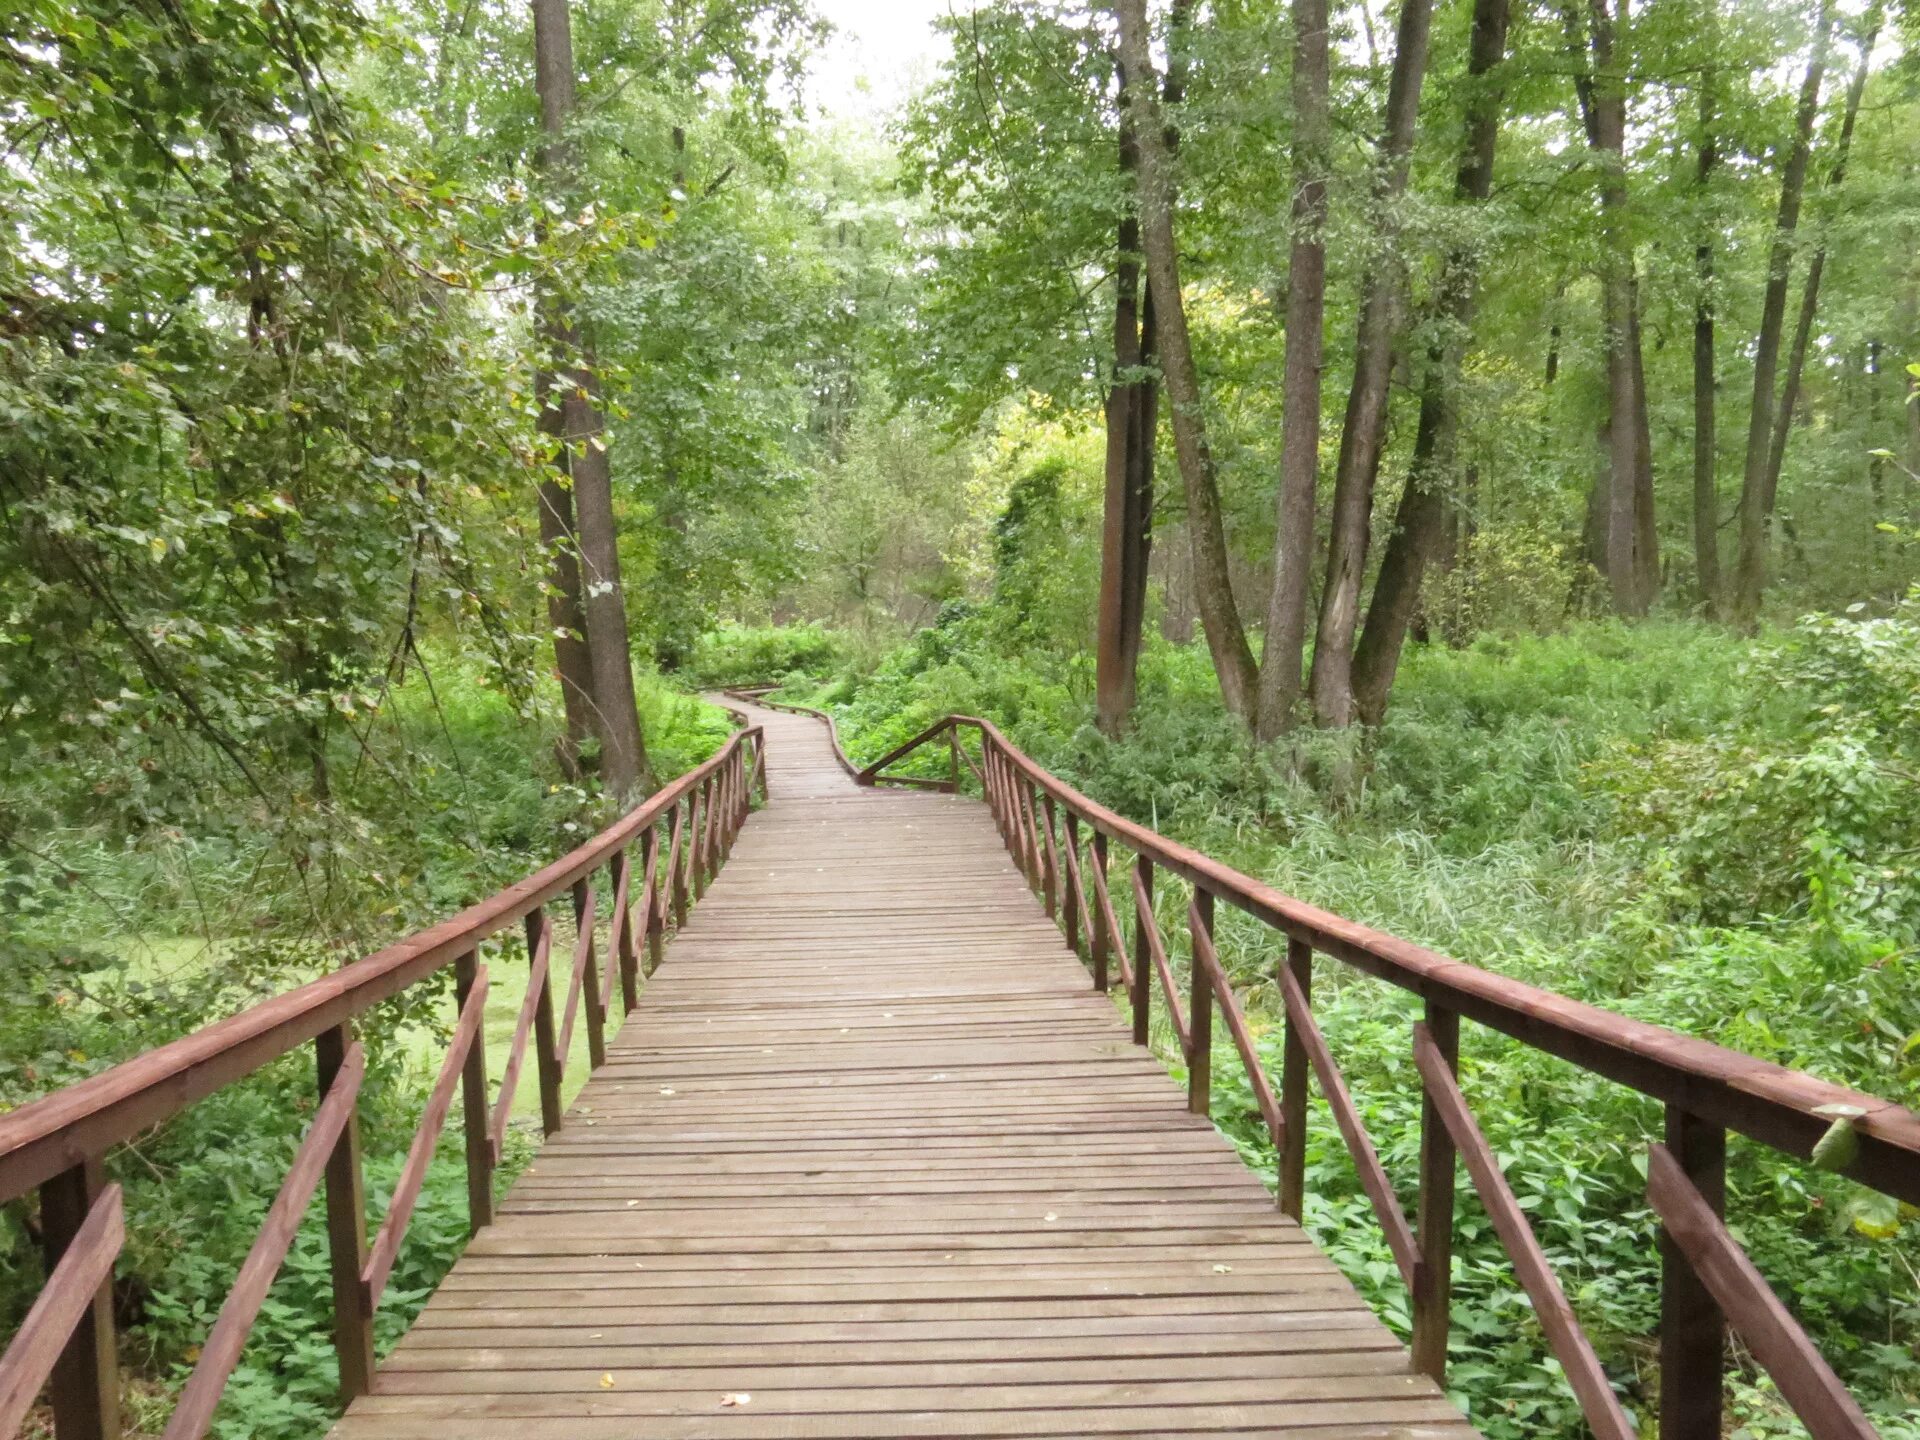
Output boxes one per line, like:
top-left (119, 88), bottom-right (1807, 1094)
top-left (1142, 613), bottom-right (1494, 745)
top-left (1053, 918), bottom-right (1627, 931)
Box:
top-left (574, 879), bottom-right (606, 1070)
top-left (1063, 812), bottom-right (1083, 958)
top-left (1411, 1002), bottom-right (1458, 1384)
top-left (1090, 831), bottom-right (1110, 990)
top-left (948, 723), bottom-right (960, 791)
top-left (526, 909), bottom-right (564, 1136)
top-left (453, 949), bottom-right (493, 1234)
top-left (691, 779), bottom-right (711, 900)
top-left (670, 801), bottom-right (690, 927)
top-left (641, 824), bottom-right (664, 978)
top-left (315, 1022), bottom-right (375, 1402)
top-left (1130, 856), bottom-right (1151, 1045)
top-left (1187, 890), bottom-right (1213, 1116)
top-left (40, 1157), bottom-right (119, 1440)
top-left (613, 846), bottom-right (640, 1011)
top-left (1279, 937), bottom-right (1311, 1219)
top-left (1039, 794), bottom-right (1060, 918)
top-left (1659, 1106), bottom-right (1727, 1438)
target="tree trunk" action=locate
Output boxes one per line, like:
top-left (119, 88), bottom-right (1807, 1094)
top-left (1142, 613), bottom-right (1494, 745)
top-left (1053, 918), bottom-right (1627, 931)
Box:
top-left (1112, 0), bottom-right (1259, 722)
top-left (536, 459), bottom-right (595, 779)
top-left (1352, 0), bottom-right (1512, 726)
top-left (1096, 95), bottom-right (1154, 736)
top-left (1692, 78), bottom-right (1720, 613)
top-left (532, 0), bottom-right (651, 796)
top-left (1764, 1), bottom-right (1880, 504)
top-left (1729, 0), bottom-right (1835, 629)
top-left (1255, 0), bottom-right (1332, 740)
top-left (1308, 0), bottom-right (1436, 727)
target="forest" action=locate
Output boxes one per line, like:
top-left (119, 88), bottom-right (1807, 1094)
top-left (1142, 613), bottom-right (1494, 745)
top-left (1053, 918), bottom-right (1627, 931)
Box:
top-left (2, 0), bottom-right (1919, 1434)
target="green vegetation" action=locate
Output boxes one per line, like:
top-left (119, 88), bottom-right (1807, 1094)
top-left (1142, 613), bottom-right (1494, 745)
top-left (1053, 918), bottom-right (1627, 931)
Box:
top-left (755, 608), bottom-right (1920, 1437)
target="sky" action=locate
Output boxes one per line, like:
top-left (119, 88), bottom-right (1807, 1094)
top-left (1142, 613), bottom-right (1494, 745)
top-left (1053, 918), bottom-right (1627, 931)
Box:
top-left (806, 0), bottom-right (954, 117)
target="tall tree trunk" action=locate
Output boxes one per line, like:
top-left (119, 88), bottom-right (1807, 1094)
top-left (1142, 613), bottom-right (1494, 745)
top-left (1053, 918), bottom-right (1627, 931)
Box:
top-left (1112, 0), bottom-right (1259, 721)
top-left (1692, 77), bottom-right (1720, 613)
top-left (532, 0), bottom-right (652, 795)
top-left (1352, 0), bottom-right (1512, 726)
top-left (1308, 0), bottom-right (1436, 727)
top-left (1728, 0), bottom-right (1836, 629)
top-left (1764, 1), bottom-right (1881, 500)
top-left (1096, 94), bottom-right (1154, 736)
top-left (536, 458), bottom-right (595, 779)
top-left (1255, 0), bottom-right (1331, 739)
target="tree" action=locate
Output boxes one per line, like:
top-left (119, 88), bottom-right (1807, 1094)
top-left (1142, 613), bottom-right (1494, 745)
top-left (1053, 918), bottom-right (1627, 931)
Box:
top-left (1307, 0), bottom-right (1436, 727)
top-left (531, 0), bottom-right (651, 795)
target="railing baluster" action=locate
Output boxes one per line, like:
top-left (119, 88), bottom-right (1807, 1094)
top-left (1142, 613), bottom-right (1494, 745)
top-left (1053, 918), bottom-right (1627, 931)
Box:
top-left (453, 950), bottom-right (493, 1234)
top-left (668, 800), bottom-right (689, 927)
top-left (493, 911), bottom-right (554, 1157)
top-left (1411, 1003), bottom-right (1457, 1384)
top-left (612, 847), bottom-right (637, 1010)
top-left (1060, 812), bottom-right (1085, 961)
top-left (1, 1181), bottom-right (121, 1440)
top-left (1130, 861), bottom-right (1188, 1054)
top-left (527, 908), bottom-right (564, 1136)
top-left (1659, 1107), bottom-right (1727, 1439)
top-left (315, 1023), bottom-right (374, 1402)
top-left (1130, 856), bottom-right (1152, 1046)
top-left (1190, 904), bottom-right (1280, 1149)
top-left (1089, 831), bottom-right (1111, 990)
top-left (1038, 793), bottom-right (1061, 918)
top-left (572, 880), bottom-right (607, 1070)
top-left (36, 1160), bottom-right (119, 1440)
top-left (639, 823), bottom-right (664, 978)
top-left (1186, 890), bottom-right (1213, 1116)
top-left (1279, 938), bottom-right (1311, 1219)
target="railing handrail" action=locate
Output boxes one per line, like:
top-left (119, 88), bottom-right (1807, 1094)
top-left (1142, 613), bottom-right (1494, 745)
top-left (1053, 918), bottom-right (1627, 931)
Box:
top-left (892, 713), bottom-right (1920, 1206)
top-left (0, 726), bottom-right (762, 1205)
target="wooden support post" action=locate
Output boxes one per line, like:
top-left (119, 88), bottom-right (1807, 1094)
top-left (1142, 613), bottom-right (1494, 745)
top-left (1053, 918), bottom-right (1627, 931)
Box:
top-left (948, 723), bottom-right (960, 791)
top-left (1411, 1003), bottom-right (1459, 1384)
top-left (1063, 813), bottom-right (1083, 958)
top-left (453, 950), bottom-right (493, 1235)
top-left (526, 909), bottom-right (563, 1137)
top-left (641, 825), bottom-right (664, 978)
top-left (1090, 832), bottom-right (1110, 991)
top-left (613, 847), bottom-right (640, 1011)
top-left (691, 780), bottom-right (710, 900)
top-left (574, 880), bottom-right (606, 1071)
top-left (1659, 1106), bottom-right (1727, 1439)
top-left (1130, 856), bottom-right (1151, 1045)
top-left (39, 1158), bottom-right (119, 1440)
top-left (315, 1023), bottom-right (375, 1403)
top-left (1279, 937), bottom-right (1311, 1219)
top-left (1039, 794), bottom-right (1060, 918)
top-left (1187, 890), bottom-right (1213, 1116)
top-left (670, 803), bottom-right (690, 927)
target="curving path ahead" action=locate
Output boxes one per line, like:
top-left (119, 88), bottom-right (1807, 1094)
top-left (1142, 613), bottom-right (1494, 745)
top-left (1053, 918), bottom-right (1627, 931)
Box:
top-left (328, 698), bottom-right (1477, 1439)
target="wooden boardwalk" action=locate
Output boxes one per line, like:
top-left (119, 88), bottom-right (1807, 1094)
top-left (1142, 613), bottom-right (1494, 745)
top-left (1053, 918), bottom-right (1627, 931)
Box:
top-left (330, 700), bottom-right (1476, 1439)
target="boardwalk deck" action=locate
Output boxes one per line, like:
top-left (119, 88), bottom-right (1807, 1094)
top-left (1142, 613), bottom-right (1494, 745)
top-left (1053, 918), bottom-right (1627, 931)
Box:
top-left (329, 700), bottom-right (1477, 1439)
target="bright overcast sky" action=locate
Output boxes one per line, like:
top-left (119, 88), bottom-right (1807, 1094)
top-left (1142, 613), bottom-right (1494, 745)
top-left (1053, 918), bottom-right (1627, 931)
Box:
top-left (806, 0), bottom-right (956, 118)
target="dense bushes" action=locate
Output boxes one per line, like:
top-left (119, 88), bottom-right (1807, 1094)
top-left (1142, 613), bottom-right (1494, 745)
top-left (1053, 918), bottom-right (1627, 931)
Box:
top-left (757, 611), bottom-right (1920, 1439)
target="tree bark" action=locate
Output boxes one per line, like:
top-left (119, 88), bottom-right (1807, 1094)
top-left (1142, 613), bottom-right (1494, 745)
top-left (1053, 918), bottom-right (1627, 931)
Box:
top-left (1096, 93), bottom-right (1154, 736)
top-left (1763, 1), bottom-right (1880, 505)
top-left (1692, 77), bottom-right (1720, 613)
top-left (1112, 0), bottom-right (1259, 721)
top-left (1308, 0), bottom-right (1436, 727)
top-left (1728, 0), bottom-right (1835, 629)
top-left (1351, 0), bottom-right (1512, 726)
top-left (532, 0), bottom-right (651, 796)
top-left (1255, 0), bottom-right (1332, 739)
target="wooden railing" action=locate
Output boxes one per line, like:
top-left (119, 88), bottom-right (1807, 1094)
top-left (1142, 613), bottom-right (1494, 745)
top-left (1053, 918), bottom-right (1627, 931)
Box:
top-left (0, 726), bottom-right (766, 1440)
top-left (864, 712), bottom-right (1915, 1440)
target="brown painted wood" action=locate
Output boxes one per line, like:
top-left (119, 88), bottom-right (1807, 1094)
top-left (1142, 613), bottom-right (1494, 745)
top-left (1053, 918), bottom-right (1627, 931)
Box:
top-left (1089, 830), bottom-right (1112, 990)
top-left (1129, 856), bottom-right (1152, 1046)
top-left (1190, 902), bottom-right (1280, 1148)
top-left (1131, 863), bottom-right (1187, 1055)
top-left (607, 849), bottom-right (634, 1015)
top-left (1279, 939), bottom-right (1311, 1220)
top-left (164, 1047), bottom-right (364, 1440)
top-left (1187, 892), bottom-right (1213, 1116)
top-left (493, 914), bottom-right (553, 1160)
top-left (1414, 1022), bottom-right (1632, 1440)
top-left (317, 1023), bottom-right (376, 1403)
top-left (1648, 1143), bottom-right (1876, 1440)
top-left (329, 699), bottom-right (1473, 1440)
top-left (1061, 811), bottom-right (1085, 960)
top-left (638, 824), bottom-right (663, 979)
top-left (364, 970), bottom-right (488, 1308)
top-left (556, 883), bottom-right (597, 1075)
top-left (1411, 1002), bottom-right (1456, 1384)
top-left (2, 1180), bottom-right (120, 1440)
top-left (453, 952), bottom-right (493, 1234)
top-left (1279, 965), bottom-right (1418, 1288)
top-left (528, 909), bottom-right (564, 1137)
top-left (1659, 1106), bottom-right (1726, 1439)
